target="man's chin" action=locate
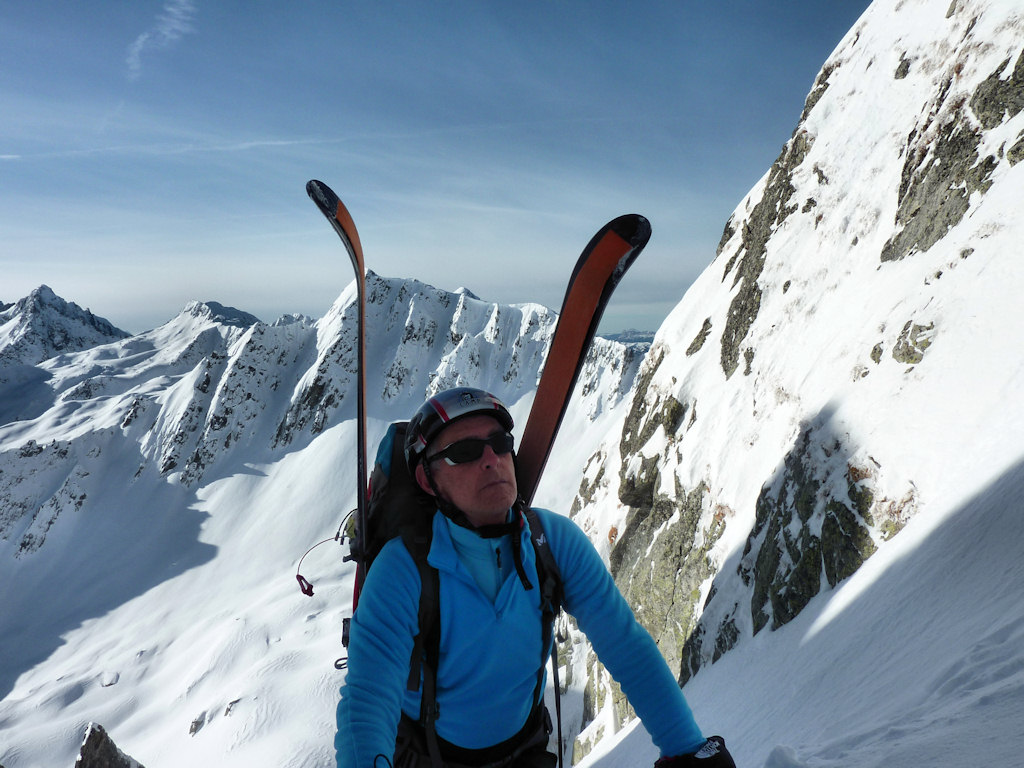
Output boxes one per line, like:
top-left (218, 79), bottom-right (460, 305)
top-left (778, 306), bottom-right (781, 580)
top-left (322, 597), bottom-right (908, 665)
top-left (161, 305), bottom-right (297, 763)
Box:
top-left (481, 482), bottom-right (516, 504)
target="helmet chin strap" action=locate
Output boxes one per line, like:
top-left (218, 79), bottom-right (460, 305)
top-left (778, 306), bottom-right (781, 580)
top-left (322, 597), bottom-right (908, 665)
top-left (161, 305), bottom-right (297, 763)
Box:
top-left (420, 457), bottom-right (475, 530)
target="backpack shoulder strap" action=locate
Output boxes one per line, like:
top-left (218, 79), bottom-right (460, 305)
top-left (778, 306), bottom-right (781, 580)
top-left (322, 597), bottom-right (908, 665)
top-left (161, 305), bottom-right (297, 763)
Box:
top-left (398, 519), bottom-right (443, 768)
top-left (522, 504), bottom-right (566, 767)
top-left (522, 505), bottom-right (564, 615)
top-left (398, 522), bottom-right (437, 692)
top-left (402, 505), bottom-right (565, 768)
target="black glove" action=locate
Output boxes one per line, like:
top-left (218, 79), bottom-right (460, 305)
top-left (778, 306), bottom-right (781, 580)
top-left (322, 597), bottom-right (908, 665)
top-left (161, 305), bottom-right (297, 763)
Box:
top-left (654, 736), bottom-right (736, 768)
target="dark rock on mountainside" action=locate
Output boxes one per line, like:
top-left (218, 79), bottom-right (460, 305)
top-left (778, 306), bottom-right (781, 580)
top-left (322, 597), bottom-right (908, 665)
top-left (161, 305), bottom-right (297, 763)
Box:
top-left (74, 723), bottom-right (145, 768)
top-left (718, 129), bottom-right (811, 379)
top-left (741, 425), bottom-right (877, 636)
top-left (881, 51), bottom-right (1022, 263)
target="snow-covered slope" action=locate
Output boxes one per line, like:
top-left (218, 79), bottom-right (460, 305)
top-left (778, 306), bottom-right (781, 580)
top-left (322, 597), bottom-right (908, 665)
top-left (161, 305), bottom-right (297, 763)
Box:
top-left (585, 458), bottom-right (1024, 768)
top-left (0, 272), bottom-right (641, 768)
top-left (568, 0), bottom-right (1024, 764)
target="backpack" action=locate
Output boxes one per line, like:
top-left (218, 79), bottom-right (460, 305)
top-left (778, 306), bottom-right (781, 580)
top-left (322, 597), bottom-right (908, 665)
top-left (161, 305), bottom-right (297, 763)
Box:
top-left (344, 421), bottom-right (565, 764)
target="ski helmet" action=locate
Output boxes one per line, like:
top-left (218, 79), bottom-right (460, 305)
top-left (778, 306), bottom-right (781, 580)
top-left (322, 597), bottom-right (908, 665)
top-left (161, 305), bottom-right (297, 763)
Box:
top-left (404, 387), bottom-right (515, 472)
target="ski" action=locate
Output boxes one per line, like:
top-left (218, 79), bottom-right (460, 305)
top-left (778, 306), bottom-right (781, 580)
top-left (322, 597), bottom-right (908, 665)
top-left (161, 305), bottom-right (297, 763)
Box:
top-left (516, 214), bottom-right (651, 505)
top-left (297, 190), bottom-right (648, 589)
top-left (305, 179), bottom-right (369, 594)
top-left (300, 186), bottom-right (645, 768)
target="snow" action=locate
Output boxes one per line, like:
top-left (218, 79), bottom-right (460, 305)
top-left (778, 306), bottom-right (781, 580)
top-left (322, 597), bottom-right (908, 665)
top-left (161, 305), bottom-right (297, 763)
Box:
top-left (0, 271), bottom-right (638, 767)
top-left (580, 462), bottom-right (1024, 768)
top-left (558, 0), bottom-right (1024, 764)
top-left (3, 0), bottom-right (1024, 766)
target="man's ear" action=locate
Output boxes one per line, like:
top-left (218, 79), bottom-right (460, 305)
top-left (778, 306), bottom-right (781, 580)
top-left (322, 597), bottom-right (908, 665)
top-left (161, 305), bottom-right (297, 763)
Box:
top-left (414, 462), bottom-right (436, 496)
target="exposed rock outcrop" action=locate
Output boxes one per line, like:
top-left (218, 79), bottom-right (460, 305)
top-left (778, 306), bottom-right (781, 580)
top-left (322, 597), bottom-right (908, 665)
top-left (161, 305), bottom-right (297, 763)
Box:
top-left (74, 724), bottom-right (144, 768)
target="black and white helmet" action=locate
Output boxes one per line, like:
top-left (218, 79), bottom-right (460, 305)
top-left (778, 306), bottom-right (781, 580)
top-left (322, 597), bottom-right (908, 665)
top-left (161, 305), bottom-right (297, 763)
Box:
top-left (404, 387), bottom-right (514, 472)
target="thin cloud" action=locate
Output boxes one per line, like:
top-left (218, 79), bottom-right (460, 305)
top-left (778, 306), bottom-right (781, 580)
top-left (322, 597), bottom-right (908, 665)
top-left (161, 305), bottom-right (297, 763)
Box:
top-left (126, 0), bottom-right (197, 80)
top-left (2, 136), bottom-right (349, 162)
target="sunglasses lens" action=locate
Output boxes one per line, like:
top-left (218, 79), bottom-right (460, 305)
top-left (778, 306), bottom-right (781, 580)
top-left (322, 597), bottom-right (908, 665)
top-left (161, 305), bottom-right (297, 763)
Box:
top-left (492, 432), bottom-right (514, 455)
top-left (431, 433), bottom-right (514, 465)
top-left (444, 440), bottom-right (485, 464)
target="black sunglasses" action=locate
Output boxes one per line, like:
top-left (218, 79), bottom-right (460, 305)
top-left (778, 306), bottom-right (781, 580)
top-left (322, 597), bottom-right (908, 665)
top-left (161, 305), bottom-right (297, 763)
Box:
top-left (427, 432), bottom-right (515, 466)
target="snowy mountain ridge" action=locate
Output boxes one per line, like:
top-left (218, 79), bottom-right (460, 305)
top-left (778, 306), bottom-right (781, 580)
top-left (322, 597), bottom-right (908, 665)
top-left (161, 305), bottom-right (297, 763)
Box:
top-left (0, 271), bottom-right (640, 553)
top-left (0, 268), bottom-right (643, 767)
top-left (0, 285), bottom-right (129, 372)
top-left (0, 285), bottom-right (131, 428)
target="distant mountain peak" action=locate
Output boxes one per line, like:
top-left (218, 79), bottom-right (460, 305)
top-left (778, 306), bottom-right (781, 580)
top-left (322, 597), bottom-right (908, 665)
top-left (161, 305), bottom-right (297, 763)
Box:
top-left (600, 328), bottom-right (654, 345)
top-left (0, 285), bottom-right (130, 368)
top-left (181, 300), bottom-right (262, 328)
top-left (454, 286), bottom-right (481, 300)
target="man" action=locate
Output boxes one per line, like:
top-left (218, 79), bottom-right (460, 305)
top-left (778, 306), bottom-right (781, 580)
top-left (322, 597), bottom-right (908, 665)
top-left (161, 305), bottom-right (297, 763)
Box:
top-left (335, 387), bottom-right (737, 768)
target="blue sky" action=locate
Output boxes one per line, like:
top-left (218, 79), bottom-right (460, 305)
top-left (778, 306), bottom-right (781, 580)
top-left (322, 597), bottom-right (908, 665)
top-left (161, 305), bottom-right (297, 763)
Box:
top-left (2, 1), bottom-right (871, 335)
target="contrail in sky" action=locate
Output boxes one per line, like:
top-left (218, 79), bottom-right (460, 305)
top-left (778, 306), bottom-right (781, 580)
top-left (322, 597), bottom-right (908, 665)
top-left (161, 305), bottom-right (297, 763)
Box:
top-left (126, 0), bottom-right (197, 80)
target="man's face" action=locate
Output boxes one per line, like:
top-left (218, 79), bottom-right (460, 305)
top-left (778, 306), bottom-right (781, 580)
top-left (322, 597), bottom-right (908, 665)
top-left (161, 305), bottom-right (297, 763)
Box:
top-left (415, 414), bottom-right (518, 527)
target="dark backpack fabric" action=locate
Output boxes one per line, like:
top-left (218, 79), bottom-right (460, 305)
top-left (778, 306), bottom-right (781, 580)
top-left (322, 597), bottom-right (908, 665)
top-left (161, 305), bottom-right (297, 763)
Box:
top-left (359, 421), bottom-right (437, 578)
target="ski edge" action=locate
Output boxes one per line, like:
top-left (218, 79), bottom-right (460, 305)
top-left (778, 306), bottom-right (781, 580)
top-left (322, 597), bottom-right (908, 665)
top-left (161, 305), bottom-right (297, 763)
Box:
top-left (516, 214), bottom-right (650, 505)
top-left (306, 179), bottom-right (370, 598)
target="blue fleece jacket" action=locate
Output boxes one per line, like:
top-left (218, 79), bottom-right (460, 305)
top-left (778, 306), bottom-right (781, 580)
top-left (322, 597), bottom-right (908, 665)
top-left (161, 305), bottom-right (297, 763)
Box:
top-left (334, 508), bottom-right (705, 767)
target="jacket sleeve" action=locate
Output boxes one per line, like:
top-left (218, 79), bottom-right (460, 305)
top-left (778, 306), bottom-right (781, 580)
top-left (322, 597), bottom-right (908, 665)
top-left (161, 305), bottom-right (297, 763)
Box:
top-left (335, 538), bottom-right (422, 768)
top-left (539, 509), bottom-right (706, 757)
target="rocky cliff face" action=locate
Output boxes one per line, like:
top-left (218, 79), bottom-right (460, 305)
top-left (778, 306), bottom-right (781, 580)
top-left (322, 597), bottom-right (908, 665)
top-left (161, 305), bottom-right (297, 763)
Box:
top-left (74, 723), bottom-right (145, 768)
top-left (568, 0), bottom-right (1024, 749)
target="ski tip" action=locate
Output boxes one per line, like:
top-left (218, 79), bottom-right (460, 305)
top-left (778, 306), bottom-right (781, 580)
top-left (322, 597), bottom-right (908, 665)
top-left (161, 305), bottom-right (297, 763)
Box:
top-left (607, 214), bottom-right (652, 249)
top-left (306, 180), bottom-right (366, 267)
top-left (306, 179), bottom-right (340, 215)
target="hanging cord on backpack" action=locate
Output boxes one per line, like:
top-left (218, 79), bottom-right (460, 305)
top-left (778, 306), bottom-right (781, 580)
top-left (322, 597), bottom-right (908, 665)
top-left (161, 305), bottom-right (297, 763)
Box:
top-left (544, 599), bottom-right (565, 768)
top-left (551, 618), bottom-right (568, 768)
top-left (295, 510), bottom-right (354, 596)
